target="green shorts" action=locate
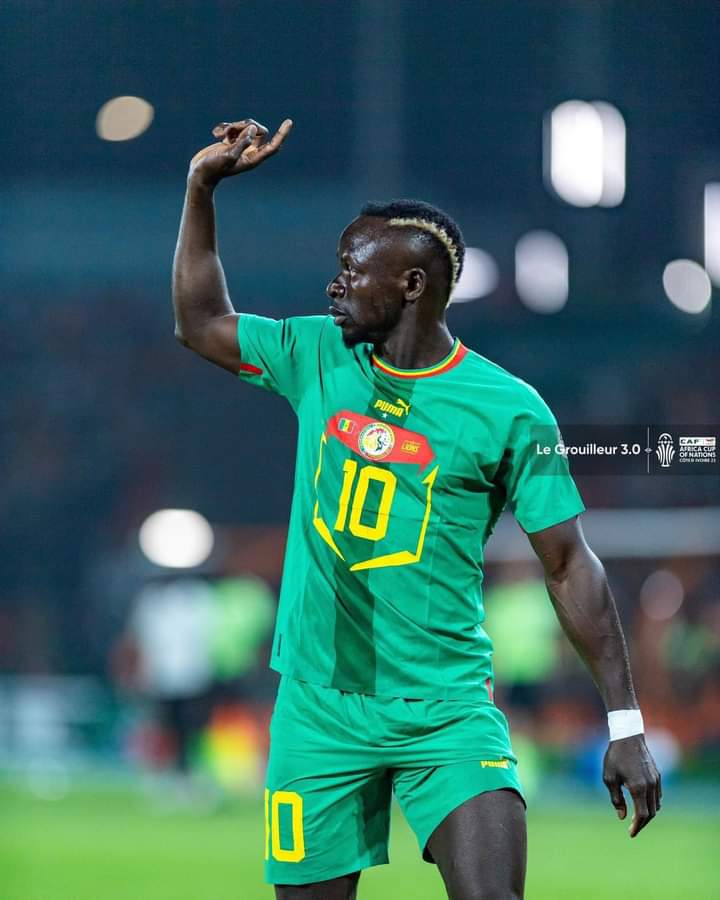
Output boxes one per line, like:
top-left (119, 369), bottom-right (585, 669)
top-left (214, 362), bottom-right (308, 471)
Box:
top-left (263, 676), bottom-right (524, 885)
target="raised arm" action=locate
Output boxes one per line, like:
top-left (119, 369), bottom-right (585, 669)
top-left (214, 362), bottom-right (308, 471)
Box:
top-left (527, 516), bottom-right (661, 837)
top-left (172, 117), bottom-right (293, 372)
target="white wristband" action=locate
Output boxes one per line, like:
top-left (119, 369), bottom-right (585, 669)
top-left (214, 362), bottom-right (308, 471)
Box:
top-left (607, 709), bottom-right (644, 742)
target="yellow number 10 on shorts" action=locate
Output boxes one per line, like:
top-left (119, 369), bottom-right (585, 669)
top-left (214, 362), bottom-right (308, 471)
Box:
top-left (265, 789), bottom-right (306, 863)
top-left (263, 677), bottom-right (523, 885)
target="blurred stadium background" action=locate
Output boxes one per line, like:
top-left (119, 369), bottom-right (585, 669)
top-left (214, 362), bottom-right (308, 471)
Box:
top-left (2, 2), bottom-right (719, 898)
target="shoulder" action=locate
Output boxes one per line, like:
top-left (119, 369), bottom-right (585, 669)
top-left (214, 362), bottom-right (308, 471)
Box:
top-left (237, 314), bottom-right (332, 358)
top-left (460, 346), bottom-right (552, 419)
top-left (240, 313), bottom-right (329, 337)
top-left (288, 314), bottom-right (331, 334)
top-left (461, 346), bottom-right (529, 387)
top-left (284, 314), bottom-right (359, 370)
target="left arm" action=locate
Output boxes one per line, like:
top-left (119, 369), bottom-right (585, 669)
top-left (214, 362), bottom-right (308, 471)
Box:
top-left (527, 515), bottom-right (662, 837)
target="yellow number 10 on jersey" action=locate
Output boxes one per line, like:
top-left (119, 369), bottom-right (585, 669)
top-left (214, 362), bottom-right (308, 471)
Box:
top-left (334, 459), bottom-right (396, 541)
top-left (265, 789), bottom-right (305, 862)
top-left (312, 433), bottom-right (439, 570)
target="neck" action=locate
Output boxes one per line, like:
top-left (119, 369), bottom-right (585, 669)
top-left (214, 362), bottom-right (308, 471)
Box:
top-left (374, 317), bottom-right (454, 370)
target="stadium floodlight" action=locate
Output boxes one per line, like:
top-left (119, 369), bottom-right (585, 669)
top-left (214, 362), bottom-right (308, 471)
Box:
top-left (662, 259), bottom-right (712, 314)
top-left (138, 509), bottom-right (215, 568)
top-left (639, 570), bottom-right (684, 621)
top-left (704, 182), bottom-right (720, 286)
top-left (546, 100), bottom-right (625, 207)
top-left (450, 247), bottom-right (499, 303)
top-left (593, 102), bottom-right (626, 207)
top-left (515, 230), bottom-right (568, 313)
top-left (96, 96), bottom-right (154, 141)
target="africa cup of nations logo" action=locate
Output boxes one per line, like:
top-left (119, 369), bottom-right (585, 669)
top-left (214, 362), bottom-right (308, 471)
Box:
top-left (656, 433), bottom-right (675, 467)
top-left (358, 422), bottom-right (395, 461)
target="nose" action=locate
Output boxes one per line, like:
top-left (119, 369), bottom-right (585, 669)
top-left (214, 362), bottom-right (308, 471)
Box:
top-left (326, 278), bottom-right (345, 300)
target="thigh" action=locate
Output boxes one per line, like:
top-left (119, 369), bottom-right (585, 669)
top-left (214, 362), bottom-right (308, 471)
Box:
top-left (427, 788), bottom-right (526, 900)
top-left (275, 871), bottom-right (360, 900)
top-left (389, 693), bottom-right (524, 862)
top-left (265, 677), bottom-right (391, 886)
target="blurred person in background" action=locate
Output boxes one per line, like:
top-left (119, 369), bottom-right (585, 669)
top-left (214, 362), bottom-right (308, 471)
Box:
top-left (482, 562), bottom-right (562, 712)
top-left (112, 576), bottom-right (214, 797)
top-left (171, 118), bottom-right (661, 900)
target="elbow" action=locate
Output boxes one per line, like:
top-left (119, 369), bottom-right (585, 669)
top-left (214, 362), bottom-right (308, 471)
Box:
top-left (540, 546), bottom-right (576, 587)
top-left (545, 564), bottom-right (570, 591)
top-left (174, 326), bottom-right (192, 349)
top-left (546, 544), bottom-right (602, 589)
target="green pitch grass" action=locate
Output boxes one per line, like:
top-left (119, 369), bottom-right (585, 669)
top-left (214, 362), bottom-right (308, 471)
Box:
top-left (1, 781), bottom-right (718, 900)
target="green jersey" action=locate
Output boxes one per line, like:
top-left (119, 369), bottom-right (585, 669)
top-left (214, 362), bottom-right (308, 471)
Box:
top-left (237, 314), bottom-right (584, 700)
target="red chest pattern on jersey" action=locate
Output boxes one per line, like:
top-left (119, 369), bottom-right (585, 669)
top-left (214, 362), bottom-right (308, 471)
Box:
top-left (327, 411), bottom-right (435, 471)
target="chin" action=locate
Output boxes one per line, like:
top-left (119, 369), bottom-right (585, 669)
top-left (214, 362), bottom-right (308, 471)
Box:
top-left (340, 325), bottom-right (370, 348)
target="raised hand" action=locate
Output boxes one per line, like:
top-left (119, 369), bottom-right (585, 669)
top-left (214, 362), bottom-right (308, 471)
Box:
top-left (188, 118), bottom-right (293, 186)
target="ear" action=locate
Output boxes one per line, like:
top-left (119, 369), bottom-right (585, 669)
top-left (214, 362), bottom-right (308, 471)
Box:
top-left (403, 268), bottom-right (427, 302)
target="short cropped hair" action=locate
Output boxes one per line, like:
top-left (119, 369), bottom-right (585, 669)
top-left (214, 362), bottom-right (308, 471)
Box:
top-left (360, 199), bottom-right (465, 297)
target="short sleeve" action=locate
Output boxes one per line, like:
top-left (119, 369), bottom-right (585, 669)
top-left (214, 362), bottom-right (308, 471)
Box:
top-left (504, 386), bottom-right (585, 533)
top-left (236, 314), bottom-right (327, 408)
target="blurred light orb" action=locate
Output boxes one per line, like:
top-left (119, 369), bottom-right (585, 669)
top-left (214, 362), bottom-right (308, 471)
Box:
top-left (139, 509), bottom-right (214, 568)
top-left (515, 230), bottom-right (568, 313)
top-left (640, 569), bottom-right (684, 621)
top-left (450, 247), bottom-right (499, 303)
top-left (96, 96), bottom-right (154, 141)
top-left (592, 102), bottom-right (626, 207)
top-left (662, 259), bottom-right (712, 314)
top-left (703, 182), bottom-right (720, 286)
top-left (547, 100), bottom-right (625, 207)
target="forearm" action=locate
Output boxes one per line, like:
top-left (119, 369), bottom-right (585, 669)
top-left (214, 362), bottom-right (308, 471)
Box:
top-left (547, 547), bottom-right (637, 711)
top-left (172, 178), bottom-right (234, 343)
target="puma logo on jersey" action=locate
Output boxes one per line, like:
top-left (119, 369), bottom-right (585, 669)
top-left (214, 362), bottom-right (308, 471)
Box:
top-left (480, 759), bottom-right (510, 769)
top-left (373, 398), bottom-right (411, 418)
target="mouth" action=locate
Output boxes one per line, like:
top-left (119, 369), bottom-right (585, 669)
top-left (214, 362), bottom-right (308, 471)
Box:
top-left (329, 305), bottom-right (350, 326)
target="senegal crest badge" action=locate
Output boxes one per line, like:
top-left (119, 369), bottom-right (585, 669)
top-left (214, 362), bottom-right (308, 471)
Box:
top-left (358, 422), bottom-right (395, 461)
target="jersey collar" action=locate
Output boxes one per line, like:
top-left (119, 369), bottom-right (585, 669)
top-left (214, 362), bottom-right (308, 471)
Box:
top-left (371, 338), bottom-right (467, 379)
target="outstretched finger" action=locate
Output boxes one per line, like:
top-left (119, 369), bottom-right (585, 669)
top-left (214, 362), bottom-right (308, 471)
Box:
top-left (646, 784), bottom-right (657, 819)
top-left (251, 118), bottom-right (293, 162)
top-left (628, 786), bottom-right (651, 838)
top-left (605, 777), bottom-right (626, 821)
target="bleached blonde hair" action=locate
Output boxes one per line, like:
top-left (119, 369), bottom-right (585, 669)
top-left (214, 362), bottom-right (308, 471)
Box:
top-left (387, 216), bottom-right (462, 294)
